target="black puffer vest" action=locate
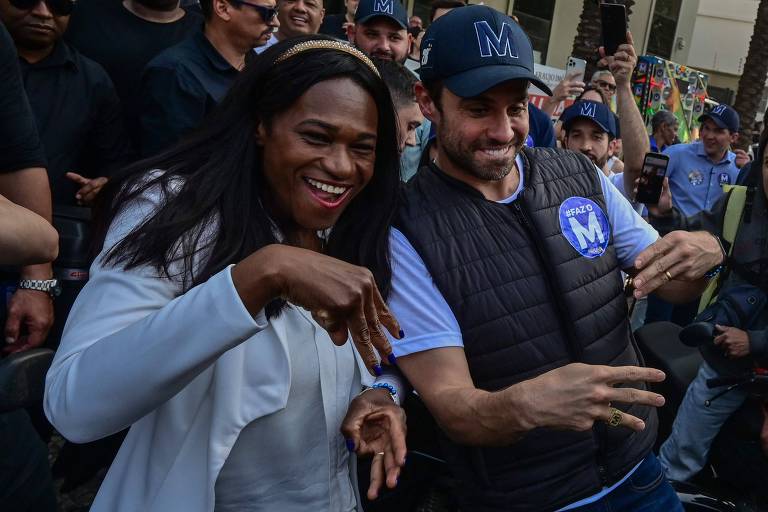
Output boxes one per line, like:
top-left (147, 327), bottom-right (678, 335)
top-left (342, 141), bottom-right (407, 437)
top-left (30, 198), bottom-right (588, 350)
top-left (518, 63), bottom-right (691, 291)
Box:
top-left (395, 147), bottom-right (656, 511)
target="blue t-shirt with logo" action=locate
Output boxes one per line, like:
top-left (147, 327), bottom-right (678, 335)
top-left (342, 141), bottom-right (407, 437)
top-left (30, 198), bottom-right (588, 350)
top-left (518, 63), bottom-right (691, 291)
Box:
top-left (663, 141), bottom-right (739, 217)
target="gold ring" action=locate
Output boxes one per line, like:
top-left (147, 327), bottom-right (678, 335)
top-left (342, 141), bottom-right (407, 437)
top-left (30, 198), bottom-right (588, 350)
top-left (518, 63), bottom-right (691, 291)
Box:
top-left (664, 270), bottom-right (673, 281)
top-left (607, 407), bottom-right (623, 427)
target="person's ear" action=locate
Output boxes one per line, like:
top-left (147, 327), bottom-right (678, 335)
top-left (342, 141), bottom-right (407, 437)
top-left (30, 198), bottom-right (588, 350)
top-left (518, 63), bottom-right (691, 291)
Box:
top-left (414, 82), bottom-right (439, 123)
top-left (346, 23), bottom-right (356, 43)
top-left (213, 0), bottom-right (233, 21)
top-left (730, 131), bottom-right (740, 145)
top-left (255, 123), bottom-right (267, 146)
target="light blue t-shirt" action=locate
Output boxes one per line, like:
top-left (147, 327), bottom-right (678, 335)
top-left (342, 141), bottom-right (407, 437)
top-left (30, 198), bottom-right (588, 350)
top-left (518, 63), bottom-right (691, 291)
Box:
top-left (609, 172), bottom-right (646, 217)
top-left (386, 155), bottom-right (658, 510)
top-left (663, 141), bottom-right (739, 217)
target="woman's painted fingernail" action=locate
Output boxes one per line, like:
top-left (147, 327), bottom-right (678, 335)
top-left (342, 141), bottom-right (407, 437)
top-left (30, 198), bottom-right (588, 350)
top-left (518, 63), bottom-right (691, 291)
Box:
top-left (374, 364), bottom-right (383, 376)
top-left (398, 329), bottom-right (405, 339)
top-left (345, 438), bottom-right (355, 452)
top-left (388, 353), bottom-right (397, 366)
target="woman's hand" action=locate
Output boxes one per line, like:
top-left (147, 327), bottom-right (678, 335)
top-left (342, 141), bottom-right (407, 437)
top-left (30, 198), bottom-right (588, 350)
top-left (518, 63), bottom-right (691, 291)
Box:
top-left (232, 245), bottom-right (403, 375)
top-left (341, 388), bottom-right (407, 500)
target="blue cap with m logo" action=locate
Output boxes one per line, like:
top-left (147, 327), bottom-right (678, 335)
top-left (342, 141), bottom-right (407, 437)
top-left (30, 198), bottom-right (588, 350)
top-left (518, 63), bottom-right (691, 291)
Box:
top-left (560, 100), bottom-right (619, 139)
top-left (698, 103), bottom-right (740, 133)
top-left (418, 5), bottom-right (552, 97)
top-left (355, 0), bottom-right (409, 29)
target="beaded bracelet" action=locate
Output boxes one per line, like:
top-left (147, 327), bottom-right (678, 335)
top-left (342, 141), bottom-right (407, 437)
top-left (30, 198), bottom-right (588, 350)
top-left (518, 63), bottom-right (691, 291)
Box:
top-left (370, 382), bottom-right (398, 403)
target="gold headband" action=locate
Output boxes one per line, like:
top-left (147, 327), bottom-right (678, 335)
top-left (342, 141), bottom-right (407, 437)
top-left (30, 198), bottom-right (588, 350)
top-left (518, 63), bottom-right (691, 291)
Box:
top-left (274, 40), bottom-right (381, 78)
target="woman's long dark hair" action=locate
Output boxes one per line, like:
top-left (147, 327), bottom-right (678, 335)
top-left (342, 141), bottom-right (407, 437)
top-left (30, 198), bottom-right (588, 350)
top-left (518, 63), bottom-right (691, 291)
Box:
top-left (94, 36), bottom-right (401, 315)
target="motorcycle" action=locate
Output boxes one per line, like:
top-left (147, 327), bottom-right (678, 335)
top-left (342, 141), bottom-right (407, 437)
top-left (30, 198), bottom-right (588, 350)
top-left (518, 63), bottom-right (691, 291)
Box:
top-left (635, 320), bottom-right (768, 512)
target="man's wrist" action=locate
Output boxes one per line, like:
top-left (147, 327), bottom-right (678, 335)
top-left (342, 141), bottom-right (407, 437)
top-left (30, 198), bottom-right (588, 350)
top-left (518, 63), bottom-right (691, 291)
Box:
top-left (500, 381), bottom-right (538, 432)
top-left (19, 262), bottom-right (53, 280)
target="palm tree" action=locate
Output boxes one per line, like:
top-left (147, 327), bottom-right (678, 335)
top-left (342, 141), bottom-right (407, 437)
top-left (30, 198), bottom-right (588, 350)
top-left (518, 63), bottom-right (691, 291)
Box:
top-left (571, 0), bottom-right (635, 82)
top-left (733, 0), bottom-right (768, 149)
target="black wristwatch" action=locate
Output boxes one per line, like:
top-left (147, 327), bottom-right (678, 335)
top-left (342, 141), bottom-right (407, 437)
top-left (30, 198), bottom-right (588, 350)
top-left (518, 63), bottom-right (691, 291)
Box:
top-left (18, 278), bottom-right (61, 298)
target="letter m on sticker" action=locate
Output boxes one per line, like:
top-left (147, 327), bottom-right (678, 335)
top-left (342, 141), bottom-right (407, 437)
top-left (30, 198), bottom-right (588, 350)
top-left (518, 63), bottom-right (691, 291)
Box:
top-left (568, 212), bottom-right (605, 250)
top-left (474, 21), bottom-right (518, 58)
top-left (373, 0), bottom-right (394, 14)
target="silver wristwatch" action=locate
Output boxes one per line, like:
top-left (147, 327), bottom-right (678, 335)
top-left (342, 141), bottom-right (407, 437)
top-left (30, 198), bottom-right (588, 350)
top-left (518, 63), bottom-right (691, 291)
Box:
top-left (18, 279), bottom-right (61, 298)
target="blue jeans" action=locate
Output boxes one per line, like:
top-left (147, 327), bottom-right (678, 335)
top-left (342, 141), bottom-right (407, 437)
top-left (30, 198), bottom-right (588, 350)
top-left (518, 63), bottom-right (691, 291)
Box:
top-left (658, 361), bottom-right (748, 482)
top-left (571, 454), bottom-right (683, 511)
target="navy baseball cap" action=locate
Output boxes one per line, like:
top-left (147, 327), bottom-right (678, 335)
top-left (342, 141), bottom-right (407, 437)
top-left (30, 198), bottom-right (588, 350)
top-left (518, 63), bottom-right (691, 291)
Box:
top-left (418, 5), bottom-right (552, 97)
top-left (699, 104), bottom-right (740, 133)
top-left (561, 101), bottom-right (619, 139)
top-left (355, 0), bottom-right (408, 29)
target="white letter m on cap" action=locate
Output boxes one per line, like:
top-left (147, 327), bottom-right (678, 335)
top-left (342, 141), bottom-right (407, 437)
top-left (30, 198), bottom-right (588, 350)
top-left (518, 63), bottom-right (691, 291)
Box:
top-left (580, 102), bottom-right (597, 118)
top-left (373, 0), bottom-right (394, 14)
top-left (474, 21), bottom-right (518, 58)
top-left (713, 105), bottom-right (726, 115)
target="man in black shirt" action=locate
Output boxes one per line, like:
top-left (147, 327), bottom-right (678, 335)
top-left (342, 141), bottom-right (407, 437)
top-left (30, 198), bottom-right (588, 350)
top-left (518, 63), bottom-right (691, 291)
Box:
top-left (1, 0), bottom-right (135, 207)
top-left (318, 0), bottom-right (356, 39)
top-left (138, 0), bottom-right (278, 156)
top-left (0, 20), bottom-right (57, 512)
top-left (65, 0), bottom-right (203, 147)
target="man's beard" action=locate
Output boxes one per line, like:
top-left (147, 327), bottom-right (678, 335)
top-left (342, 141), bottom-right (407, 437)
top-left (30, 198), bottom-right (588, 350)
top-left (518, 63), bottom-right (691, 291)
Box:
top-left (590, 151), bottom-right (609, 170)
top-left (134, 0), bottom-right (180, 11)
top-left (439, 126), bottom-right (519, 181)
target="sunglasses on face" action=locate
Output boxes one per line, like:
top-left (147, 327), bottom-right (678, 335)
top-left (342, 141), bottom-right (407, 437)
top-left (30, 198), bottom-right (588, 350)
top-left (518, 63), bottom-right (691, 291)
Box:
top-left (229, 0), bottom-right (278, 22)
top-left (8, 0), bottom-right (76, 16)
top-left (595, 79), bottom-right (617, 92)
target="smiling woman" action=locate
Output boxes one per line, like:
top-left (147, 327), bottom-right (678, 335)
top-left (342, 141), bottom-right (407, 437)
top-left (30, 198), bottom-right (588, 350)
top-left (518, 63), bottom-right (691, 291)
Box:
top-left (43, 36), bottom-right (407, 511)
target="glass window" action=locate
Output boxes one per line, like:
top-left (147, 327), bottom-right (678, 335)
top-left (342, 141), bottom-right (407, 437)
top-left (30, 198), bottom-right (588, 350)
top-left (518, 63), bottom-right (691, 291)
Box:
top-left (513, 0), bottom-right (555, 63)
top-left (646, 0), bottom-right (682, 59)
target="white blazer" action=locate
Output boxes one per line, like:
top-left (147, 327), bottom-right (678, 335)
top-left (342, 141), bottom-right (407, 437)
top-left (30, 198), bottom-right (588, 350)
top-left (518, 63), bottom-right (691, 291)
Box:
top-left (44, 186), bottom-right (372, 511)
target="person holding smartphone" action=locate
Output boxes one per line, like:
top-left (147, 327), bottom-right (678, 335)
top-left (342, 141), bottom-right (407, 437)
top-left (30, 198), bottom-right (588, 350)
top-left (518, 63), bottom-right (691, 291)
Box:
top-left (651, 108), bottom-right (768, 484)
top-left (644, 105), bottom-right (742, 326)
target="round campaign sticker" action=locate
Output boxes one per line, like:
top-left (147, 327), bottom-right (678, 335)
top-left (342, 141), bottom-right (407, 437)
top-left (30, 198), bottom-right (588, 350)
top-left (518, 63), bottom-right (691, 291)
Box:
top-left (718, 172), bottom-right (731, 185)
top-left (524, 134), bottom-right (534, 147)
top-left (688, 170), bottom-right (704, 186)
top-left (558, 197), bottom-right (610, 259)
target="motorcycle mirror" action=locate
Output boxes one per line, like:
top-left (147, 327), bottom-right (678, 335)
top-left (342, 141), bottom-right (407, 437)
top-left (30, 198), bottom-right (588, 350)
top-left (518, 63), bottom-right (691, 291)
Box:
top-left (679, 322), bottom-right (715, 347)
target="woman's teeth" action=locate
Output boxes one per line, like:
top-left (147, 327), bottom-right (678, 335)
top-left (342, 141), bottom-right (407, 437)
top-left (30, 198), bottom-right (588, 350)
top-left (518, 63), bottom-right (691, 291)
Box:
top-left (306, 178), bottom-right (348, 195)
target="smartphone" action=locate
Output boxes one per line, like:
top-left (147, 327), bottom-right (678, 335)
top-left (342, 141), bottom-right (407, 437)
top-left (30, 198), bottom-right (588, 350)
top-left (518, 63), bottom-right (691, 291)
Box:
top-left (636, 152), bottom-right (670, 204)
top-left (566, 56), bottom-right (587, 84)
top-left (600, 2), bottom-right (628, 56)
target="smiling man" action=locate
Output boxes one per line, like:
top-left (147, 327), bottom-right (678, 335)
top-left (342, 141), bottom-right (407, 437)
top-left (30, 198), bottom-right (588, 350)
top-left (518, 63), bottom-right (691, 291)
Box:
top-left (662, 104), bottom-right (741, 218)
top-left (348, 0), bottom-right (410, 63)
top-left (385, 6), bottom-right (725, 511)
top-left (254, 0), bottom-right (324, 54)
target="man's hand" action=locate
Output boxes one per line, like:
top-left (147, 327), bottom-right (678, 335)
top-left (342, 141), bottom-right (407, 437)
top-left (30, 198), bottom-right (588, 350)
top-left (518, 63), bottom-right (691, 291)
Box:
top-left (340, 388), bottom-right (407, 500)
top-left (4, 288), bottom-right (54, 353)
top-left (634, 176), bottom-right (672, 216)
top-left (65, 172), bottom-right (108, 206)
top-left (733, 149), bottom-right (750, 169)
top-left (632, 231), bottom-right (724, 298)
top-left (598, 31), bottom-right (637, 88)
top-left (519, 363), bottom-right (666, 432)
top-left (714, 325), bottom-right (750, 358)
top-left (551, 72), bottom-right (586, 103)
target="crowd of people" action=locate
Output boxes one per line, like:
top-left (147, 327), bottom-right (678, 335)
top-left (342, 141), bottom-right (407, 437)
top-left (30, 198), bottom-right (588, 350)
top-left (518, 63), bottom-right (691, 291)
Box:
top-left (1, 0), bottom-right (766, 511)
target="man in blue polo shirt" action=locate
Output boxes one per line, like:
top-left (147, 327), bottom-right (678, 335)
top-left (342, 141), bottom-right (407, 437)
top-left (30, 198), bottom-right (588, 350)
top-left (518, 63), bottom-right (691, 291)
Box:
top-left (387, 6), bottom-right (725, 511)
top-left (662, 104), bottom-right (740, 218)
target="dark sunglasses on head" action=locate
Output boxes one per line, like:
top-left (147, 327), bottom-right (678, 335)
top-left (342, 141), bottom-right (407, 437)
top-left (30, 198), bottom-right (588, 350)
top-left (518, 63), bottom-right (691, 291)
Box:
top-left (9, 0), bottom-right (76, 16)
top-left (229, 0), bottom-right (278, 22)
